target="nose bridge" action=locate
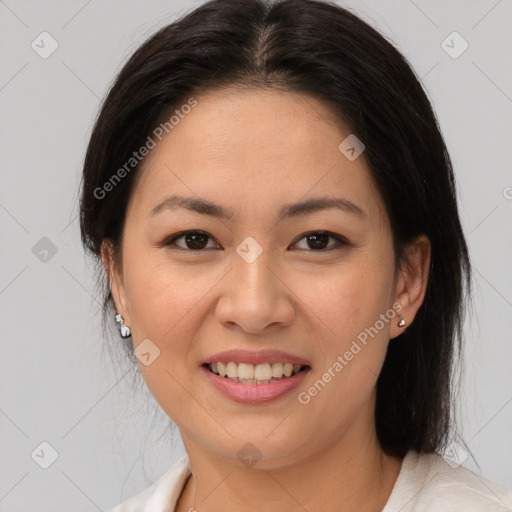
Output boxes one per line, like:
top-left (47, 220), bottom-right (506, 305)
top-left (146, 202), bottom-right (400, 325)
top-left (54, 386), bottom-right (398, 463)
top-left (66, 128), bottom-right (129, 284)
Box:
top-left (233, 235), bottom-right (275, 301)
top-left (215, 235), bottom-right (294, 332)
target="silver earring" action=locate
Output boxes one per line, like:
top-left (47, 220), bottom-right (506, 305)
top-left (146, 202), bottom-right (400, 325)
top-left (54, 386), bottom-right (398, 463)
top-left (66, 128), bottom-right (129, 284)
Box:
top-left (115, 313), bottom-right (131, 338)
top-left (398, 318), bottom-right (406, 328)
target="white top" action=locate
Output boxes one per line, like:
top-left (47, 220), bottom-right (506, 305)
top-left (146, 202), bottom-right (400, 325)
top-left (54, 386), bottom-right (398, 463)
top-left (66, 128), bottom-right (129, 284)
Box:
top-left (107, 450), bottom-right (512, 511)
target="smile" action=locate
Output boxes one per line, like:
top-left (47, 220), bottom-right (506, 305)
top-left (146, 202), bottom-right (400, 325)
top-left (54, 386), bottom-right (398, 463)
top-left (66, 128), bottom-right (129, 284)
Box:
top-left (201, 362), bottom-right (311, 404)
top-left (205, 361), bottom-right (306, 384)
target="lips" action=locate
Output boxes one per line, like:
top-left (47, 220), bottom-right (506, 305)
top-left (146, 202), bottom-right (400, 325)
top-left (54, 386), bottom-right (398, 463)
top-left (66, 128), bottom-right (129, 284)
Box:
top-left (200, 349), bottom-right (312, 403)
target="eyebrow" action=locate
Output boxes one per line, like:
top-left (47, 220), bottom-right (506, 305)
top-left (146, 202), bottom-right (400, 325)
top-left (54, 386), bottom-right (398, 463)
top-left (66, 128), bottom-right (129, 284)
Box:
top-left (149, 194), bottom-right (365, 220)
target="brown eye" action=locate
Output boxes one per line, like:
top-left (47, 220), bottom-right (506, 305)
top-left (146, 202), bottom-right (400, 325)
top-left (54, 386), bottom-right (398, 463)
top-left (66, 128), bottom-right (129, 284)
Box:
top-left (164, 231), bottom-right (219, 251)
top-left (293, 231), bottom-right (348, 251)
top-left (162, 230), bottom-right (348, 253)
top-left (305, 233), bottom-right (330, 250)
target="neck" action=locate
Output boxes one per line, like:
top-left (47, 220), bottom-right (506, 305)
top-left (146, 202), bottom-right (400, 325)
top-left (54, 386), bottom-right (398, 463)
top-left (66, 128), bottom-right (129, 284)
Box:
top-left (176, 409), bottom-right (403, 512)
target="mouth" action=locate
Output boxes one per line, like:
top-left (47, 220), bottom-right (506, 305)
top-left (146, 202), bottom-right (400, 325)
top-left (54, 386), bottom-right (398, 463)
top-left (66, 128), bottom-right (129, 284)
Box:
top-left (200, 350), bottom-right (312, 403)
top-left (202, 361), bottom-right (310, 384)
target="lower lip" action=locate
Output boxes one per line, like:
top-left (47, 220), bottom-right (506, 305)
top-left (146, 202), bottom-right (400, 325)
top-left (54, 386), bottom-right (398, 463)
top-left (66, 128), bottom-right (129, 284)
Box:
top-left (201, 365), bottom-right (310, 404)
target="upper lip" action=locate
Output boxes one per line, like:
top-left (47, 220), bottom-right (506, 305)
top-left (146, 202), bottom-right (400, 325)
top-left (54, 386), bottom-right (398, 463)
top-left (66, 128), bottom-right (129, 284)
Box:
top-left (202, 349), bottom-right (311, 367)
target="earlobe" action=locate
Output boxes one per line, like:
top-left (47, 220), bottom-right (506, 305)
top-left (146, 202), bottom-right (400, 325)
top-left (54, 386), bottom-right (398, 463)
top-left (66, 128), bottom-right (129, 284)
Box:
top-left (390, 234), bottom-right (431, 339)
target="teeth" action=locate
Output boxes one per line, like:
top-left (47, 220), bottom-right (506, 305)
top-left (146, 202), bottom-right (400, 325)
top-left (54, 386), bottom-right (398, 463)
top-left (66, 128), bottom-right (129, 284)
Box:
top-left (272, 362), bottom-right (283, 378)
top-left (238, 363), bottom-right (254, 380)
top-left (226, 362), bottom-right (238, 378)
top-left (283, 363), bottom-right (293, 377)
top-left (217, 362), bottom-right (227, 377)
top-left (254, 363), bottom-right (272, 380)
top-left (207, 361), bottom-right (305, 382)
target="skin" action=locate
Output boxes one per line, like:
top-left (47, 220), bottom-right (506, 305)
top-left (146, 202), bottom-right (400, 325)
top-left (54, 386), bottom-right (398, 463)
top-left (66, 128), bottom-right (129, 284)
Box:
top-left (103, 87), bottom-right (431, 512)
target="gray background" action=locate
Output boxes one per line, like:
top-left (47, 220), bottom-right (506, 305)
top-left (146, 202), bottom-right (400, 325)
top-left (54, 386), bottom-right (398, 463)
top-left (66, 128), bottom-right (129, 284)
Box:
top-left (1, 0), bottom-right (511, 510)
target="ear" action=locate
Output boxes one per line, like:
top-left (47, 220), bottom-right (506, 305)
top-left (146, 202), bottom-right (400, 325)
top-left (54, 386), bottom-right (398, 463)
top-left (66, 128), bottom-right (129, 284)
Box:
top-left (101, 239), bottom-right (131, 326)
top-left (389, 234), bottom-right (431, 339)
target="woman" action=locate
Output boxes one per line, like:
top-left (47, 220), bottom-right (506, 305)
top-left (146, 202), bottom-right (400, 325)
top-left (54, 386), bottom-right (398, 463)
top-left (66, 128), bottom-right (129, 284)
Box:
top-left (79, 0), bottom-right (512, 510)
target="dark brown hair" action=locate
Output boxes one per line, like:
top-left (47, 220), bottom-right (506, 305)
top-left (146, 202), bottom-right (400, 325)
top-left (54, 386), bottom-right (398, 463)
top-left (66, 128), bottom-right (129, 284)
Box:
top-left (79, 0), bottom-right (471, 458)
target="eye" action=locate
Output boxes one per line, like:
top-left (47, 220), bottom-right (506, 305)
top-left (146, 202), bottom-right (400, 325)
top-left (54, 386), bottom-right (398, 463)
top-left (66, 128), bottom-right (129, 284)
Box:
top-left (161, 230), bottom-right (349, 253)
top-left (163, 230), bottom-right (220, 251)
top-left (292, 231), bottom-right (349, 251)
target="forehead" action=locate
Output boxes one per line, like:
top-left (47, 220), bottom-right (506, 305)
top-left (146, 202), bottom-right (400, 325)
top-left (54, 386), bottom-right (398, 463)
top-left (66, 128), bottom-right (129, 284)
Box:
top-left (130, 87), bottom-right (384, 222)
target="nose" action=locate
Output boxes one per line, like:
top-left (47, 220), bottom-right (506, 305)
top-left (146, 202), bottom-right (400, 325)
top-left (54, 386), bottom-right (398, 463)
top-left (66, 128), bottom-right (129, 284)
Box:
top-left (214, 241), bottom-right (295, 334)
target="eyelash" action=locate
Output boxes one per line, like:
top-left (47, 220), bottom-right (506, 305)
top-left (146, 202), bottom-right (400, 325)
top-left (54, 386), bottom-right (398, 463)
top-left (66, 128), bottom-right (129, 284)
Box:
top-left (160, 230), bottom-right (350, 254)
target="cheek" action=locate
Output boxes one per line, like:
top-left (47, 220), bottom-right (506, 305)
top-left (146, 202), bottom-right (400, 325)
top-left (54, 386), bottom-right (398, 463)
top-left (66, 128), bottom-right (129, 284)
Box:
top-left (293, 254), bottom-right (395, 397)
top-left (297, 258), bottom-right (395, 344)
top-left (124, 256), bottom-right (212, 347)
top-left (121, 254), bottom-right (214, 420)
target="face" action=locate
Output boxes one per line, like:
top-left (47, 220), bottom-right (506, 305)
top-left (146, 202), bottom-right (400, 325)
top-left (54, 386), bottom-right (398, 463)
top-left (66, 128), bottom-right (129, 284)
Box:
top-left (104, 88), bottom-right (429, 469)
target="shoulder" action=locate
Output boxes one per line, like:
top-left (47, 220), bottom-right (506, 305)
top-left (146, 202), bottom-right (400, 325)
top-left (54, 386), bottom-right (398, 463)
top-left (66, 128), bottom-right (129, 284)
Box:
top-left (384, 450), bottom-right (512, 512)
top-left (106, 454), bottom-right (191, 512)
